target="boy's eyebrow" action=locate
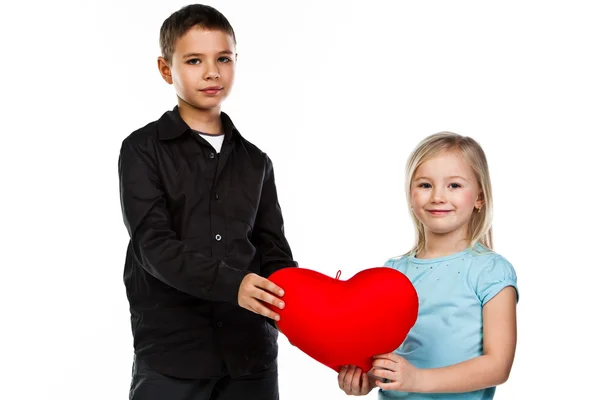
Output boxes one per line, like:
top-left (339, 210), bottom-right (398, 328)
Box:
top-left (182, 50), bottom-right (234, 58)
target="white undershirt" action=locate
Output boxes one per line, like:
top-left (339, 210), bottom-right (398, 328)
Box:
top-left (195, 131), bottom-right (225, 153)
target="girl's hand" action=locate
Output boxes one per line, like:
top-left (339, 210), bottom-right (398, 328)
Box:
top-left (372, 353), bottom-right (421, 392)
top-left (337, 365), bottom-right (376, 396)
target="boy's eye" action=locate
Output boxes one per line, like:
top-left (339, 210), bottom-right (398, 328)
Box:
top-left (187, 58), bottom-right (201, 65)
top-left (218, 57), bottom-right (232, 63)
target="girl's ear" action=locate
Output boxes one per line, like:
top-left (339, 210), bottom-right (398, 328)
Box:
top-left (475, 191), bottom-right (485, 210)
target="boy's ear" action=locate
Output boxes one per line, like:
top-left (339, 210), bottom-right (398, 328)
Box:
top-left (157, 57), bottom-right (173, 84)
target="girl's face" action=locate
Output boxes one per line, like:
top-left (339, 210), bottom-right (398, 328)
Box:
top-left (410, 150), bottom-right (484, 238)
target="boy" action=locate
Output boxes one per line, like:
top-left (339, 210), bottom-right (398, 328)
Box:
top-left (118, 4), bottom-right (296, 399)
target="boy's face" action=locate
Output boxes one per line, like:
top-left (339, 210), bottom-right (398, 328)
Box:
top-left (159, 26), bottom-right (236, 111)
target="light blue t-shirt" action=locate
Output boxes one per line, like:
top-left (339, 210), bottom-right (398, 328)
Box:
top-left (378, 244), bottom-right (519, 400)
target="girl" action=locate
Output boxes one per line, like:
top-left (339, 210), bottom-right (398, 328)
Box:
top-left (338, 132), bottom-right (518, 399)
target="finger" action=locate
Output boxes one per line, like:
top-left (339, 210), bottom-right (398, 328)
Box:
top-left (343, 365), bottom-right (357, 389)
top-left (250, 299), bottom-right (280, 321)
top-left (372, 368), bottom-right (391, 380)
top-left (350, 367), bottom-right (362, 393)
top-left (372, 359), bottom-right (395, 371)
top-left (360, 372), bottom-right (369, 394)
top-left (256, 277), bottom-right (285, 297)
top-left (339, 366), bottom-right (354, 394)
top-left (373, 352), bottom-right (400, 362)
top-left (372, 353), bottom-right (390, 359)
top-left (254, 288), bottom-right (285, 309)
top-left (338, 365), bottom-right (348, 388)
top-left (244, 302), bottom-right (275, 321)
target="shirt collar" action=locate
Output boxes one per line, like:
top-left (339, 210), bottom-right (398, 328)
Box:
top-left (157, 105), bottom-right (239, 143)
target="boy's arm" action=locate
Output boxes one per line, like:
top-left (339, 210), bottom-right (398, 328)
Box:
top-left (253, 157), bottom-right (297, 329)
top-left (118, 139), bottom-right (247, 304)
top-left (253, 156), bottom-right (297, 279)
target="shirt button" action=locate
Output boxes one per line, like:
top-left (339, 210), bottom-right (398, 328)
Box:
top-left (216, 321), bottom-right (223, 328)
top-left (209, 152), bottom-right (215, 159)
top-left (215, 234), bottom-right (222, 241)
top-left (214, 193), bottom-right (219, 200)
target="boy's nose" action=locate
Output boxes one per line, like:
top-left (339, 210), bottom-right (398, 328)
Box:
top-left (204, 67), bottom-right (220, 80)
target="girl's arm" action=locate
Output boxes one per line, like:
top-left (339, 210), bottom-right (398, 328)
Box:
top-left (373, 286), bottom-right (517, 393)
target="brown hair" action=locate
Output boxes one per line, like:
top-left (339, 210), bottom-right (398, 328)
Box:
top-left (159, 4), bottom-right (236, 64)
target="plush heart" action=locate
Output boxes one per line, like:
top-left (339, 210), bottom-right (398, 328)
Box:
top-left (267, 267), bottom-right (418, 373)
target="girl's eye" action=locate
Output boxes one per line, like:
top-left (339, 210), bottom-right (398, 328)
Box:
top-left (450, 183), bottom-right (461, 189)
top-left (418, 183), bottom-right (431, 188)
top-left (218, 57), bottom-right (232, 63)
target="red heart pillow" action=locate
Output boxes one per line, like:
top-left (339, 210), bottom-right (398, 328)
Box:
top-left (267, 267), bottom-right (418, 373)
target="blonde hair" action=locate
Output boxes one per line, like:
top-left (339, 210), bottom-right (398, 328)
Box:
top-left (404, 132), bottom-right (494, 256)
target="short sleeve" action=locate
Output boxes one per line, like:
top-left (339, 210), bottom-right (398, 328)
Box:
top-left (382, 256), bottom-right (409, 274)
top-left (475, 255), bottom-right (519, 305)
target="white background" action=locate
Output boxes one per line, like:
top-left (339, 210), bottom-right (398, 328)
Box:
top-left (1, 0), bottom-right (599, 398)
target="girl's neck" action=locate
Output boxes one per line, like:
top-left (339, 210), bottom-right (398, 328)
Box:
top-left (417, 228), bottom-right (470, 259)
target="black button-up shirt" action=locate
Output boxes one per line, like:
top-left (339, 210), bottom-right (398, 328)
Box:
top-left (118, 106), bottom-right (297, 379)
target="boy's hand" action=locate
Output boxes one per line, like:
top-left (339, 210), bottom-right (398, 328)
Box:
top-left (338, 365), bottom-right (375, 396)
top-left (238, 273), bottom-right (285, 321)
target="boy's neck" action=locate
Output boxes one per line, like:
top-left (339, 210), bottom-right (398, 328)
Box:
top-left (418, 227), bottom-right (470, 259)
top-left (177, 100), bottom-right (223, 135)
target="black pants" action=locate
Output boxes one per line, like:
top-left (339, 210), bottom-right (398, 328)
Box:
top-left (129, 357), bottom-right (279, 400)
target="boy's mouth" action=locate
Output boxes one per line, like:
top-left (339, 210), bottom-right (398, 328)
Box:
top-left (201, 86), bottom-right (223, 94)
